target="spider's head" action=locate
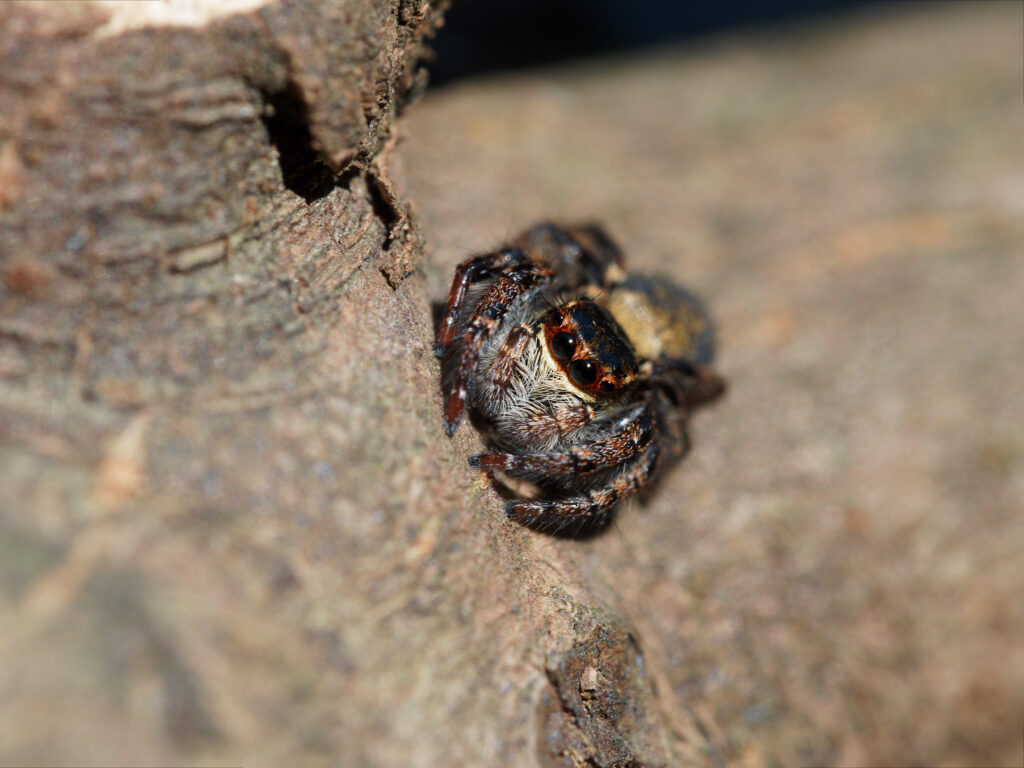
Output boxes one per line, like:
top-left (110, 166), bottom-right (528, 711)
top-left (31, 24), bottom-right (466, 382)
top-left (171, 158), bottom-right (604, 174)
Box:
top-left (542, 298), bottom-right (638, 399)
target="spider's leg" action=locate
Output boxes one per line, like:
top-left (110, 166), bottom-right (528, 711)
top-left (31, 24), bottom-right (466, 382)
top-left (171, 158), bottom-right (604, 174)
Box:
top-left (505, 441), bottom-right (661, 524)
top-left (445, 263), bottom-right (555, 436)
top-left (479, 322), bottom-right (533, 406)
top-left (514, 222), bottom-right (625, 289)
top-left (435, 248), bottom-right (528, 356)
top-left (647, 356), bottom-right (726, 409)
top-left (630, 357), bottom-right (721, 461)
top-left (470, 403), bottom-right (654, 479)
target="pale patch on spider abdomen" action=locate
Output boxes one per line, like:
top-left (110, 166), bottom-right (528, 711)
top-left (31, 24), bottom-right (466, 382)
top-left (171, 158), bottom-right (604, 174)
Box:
top-left (599, 275), bottom-right (715, 365)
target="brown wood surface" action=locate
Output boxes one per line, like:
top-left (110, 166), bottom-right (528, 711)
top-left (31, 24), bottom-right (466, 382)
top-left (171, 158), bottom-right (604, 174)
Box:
top-left (1, 2), bottom-right (1022, 767)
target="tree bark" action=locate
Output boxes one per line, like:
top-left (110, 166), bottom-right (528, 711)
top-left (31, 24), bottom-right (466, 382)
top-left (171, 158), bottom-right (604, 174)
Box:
top-left (2, 2), bottom-right (1023, 767)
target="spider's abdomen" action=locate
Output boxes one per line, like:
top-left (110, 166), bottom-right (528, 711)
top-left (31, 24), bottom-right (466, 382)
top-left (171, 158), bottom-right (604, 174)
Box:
top-left (599, 275), bottom-right (716, 366)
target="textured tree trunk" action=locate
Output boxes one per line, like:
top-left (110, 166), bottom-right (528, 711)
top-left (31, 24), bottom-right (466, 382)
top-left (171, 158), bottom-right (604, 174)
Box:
top-left (2, 2), bottom-right (1023, 767)
top-left (1, 2), bottom-right (454, 765)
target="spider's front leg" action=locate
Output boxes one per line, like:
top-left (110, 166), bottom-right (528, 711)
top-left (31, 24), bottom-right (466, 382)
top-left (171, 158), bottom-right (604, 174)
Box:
top-left (444, 262), bottom-right (555, 436)
top-left (478, 322), bottom-right (533, 406)
top-left (435, 248), bottom-right (528, 356)
top-left (505, 441), bottom-right (662, 525)
top-left (514, 222), bottom-right (625, 290)
top-left (470, 403), bottom-right (654, 479)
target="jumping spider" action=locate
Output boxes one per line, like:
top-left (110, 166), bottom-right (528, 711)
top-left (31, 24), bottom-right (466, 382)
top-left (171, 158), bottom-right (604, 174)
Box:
top-left (436, 223), bottom-right (725, 532)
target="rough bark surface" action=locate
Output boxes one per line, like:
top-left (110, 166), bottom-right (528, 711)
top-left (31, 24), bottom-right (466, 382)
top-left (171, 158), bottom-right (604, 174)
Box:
top-left (2, 2), bottom-right (1023, 767)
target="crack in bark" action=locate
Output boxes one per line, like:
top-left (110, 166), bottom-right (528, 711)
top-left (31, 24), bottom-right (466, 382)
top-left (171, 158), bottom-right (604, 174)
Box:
top-left (257, 77), bottom-right (336, 203)
top-left (255, 70), bottom-right (417, 291)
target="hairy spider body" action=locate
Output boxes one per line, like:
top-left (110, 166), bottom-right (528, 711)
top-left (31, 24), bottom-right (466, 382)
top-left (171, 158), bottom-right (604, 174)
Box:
top-left (436, 223), bottom-right (725, 532)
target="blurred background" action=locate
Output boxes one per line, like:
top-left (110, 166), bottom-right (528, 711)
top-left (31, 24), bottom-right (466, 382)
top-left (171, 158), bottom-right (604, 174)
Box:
top-left (400, 2), bottom-right (1024, 765)
top-left (430, 0), bottom-right (865, 84)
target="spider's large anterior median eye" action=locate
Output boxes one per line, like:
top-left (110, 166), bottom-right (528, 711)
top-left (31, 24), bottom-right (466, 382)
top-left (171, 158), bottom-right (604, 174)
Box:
top-left (569, 359), bottom-right (597, 386)
top-left (551, 332), bottom-right (577, 360)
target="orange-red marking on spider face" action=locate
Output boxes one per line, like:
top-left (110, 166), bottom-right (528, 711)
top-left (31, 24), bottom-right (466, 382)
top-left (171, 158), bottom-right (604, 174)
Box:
top-left (542, 298), bottom-right (638, 399)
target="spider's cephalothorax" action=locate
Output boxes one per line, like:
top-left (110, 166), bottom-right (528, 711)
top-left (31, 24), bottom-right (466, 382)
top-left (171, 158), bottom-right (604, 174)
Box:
top-left (435, 222), bottom-right (725, 533)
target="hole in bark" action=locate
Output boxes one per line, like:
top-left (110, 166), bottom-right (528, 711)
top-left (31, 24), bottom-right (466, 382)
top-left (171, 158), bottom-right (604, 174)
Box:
top-left (260, 80), bottom-right (335, 203)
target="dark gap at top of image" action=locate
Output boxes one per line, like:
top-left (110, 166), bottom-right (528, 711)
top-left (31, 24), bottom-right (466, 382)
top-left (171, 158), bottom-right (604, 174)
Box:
top-left (427, 0), bottom-right (868, 86)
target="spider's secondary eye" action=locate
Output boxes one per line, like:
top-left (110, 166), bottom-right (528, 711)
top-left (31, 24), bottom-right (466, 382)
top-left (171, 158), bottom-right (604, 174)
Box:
top-left (551, 332), bottom-right (577, 360)
top-left (569, 359), bottom-right (597, 386)
top-left (599, 380), bottom-right (615, 394)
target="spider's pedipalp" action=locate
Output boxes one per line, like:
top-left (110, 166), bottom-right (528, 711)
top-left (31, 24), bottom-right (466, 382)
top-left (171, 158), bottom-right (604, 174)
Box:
top-left (513, 403), bottom-right (597, 449)
top-left (481, 322), bottom-right (534, 405)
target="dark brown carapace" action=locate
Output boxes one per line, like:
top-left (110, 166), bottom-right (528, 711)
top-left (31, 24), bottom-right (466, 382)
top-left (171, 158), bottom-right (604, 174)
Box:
top-left (435, 222), bottom-right (725, 534)
top-left (542, 299), bottom-right (638, 400)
